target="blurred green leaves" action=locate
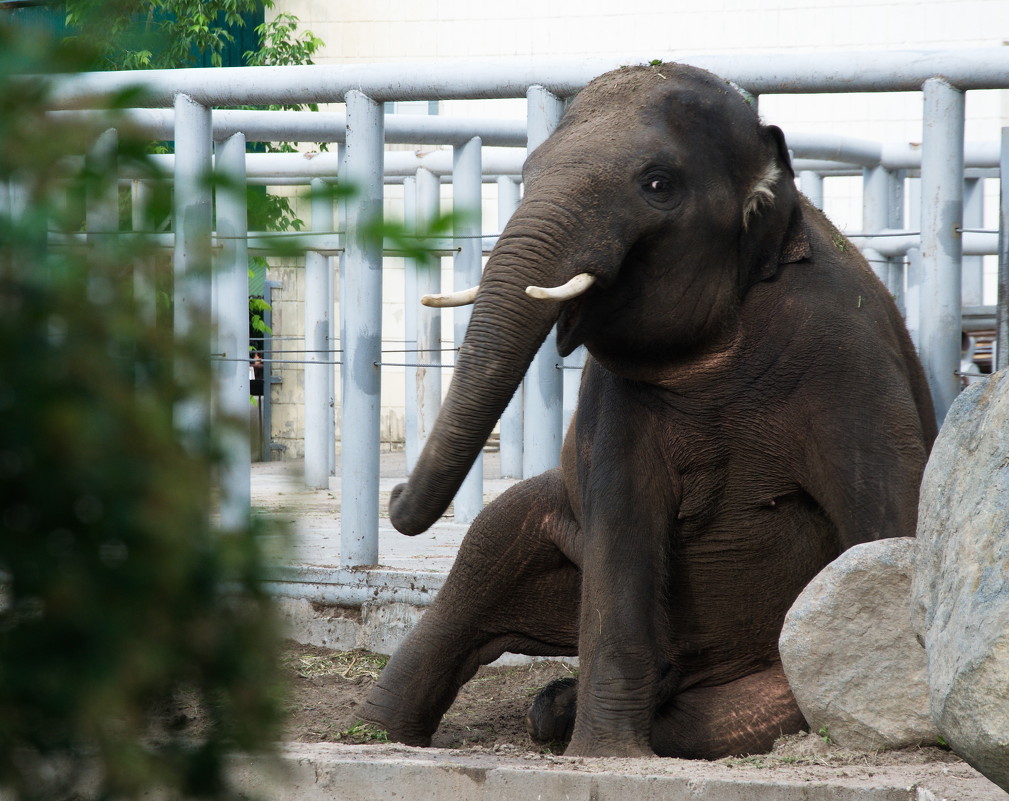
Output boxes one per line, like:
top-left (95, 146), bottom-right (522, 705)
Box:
top-left (0, 16), bottom-right (283, 801)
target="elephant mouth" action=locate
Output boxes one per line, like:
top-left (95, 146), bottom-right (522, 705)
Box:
top-left (557, 296), bottom-right (589, 357)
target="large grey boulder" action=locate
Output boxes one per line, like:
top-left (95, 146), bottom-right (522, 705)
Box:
top-left (911, 368), bottom-right (1009, 792)
top-left (779, 537), bottom-right (938, 750)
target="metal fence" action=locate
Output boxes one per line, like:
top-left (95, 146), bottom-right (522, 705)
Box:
top-left (36, 48), bottom-right (1009, 569)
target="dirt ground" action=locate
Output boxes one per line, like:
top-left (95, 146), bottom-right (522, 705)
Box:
top-left (280, 643), bottom-right (575, 750)
top-left (261, 643), bottom-right (1005, 799)
top-left (164, 641), bottom-right (1006, 797)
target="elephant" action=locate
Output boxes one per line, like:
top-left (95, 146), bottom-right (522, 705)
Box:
top-left (360, 62), bottom-right (937, 759)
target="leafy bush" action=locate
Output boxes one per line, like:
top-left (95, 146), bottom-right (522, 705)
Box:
top-left (0, 19), bottom-right (284, 801)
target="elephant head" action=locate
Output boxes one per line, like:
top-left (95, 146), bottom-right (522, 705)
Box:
top-left (389, 63), bottom-right (809, 536)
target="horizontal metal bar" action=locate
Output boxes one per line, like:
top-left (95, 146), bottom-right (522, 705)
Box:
top-left (264, 565), bottom-right (446, 607)
top-left (41, 48), bottom-right (1009, 109)
top-left (49, 109), bottom-right (529, 147)
top-left (856, 229), bottom-right (998, 257)
top-left (786, 133), bottom-right (881, 167)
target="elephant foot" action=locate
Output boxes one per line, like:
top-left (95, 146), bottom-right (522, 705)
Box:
top-left (529, 678), bottom-right (656, 758)
top-left (358, 689), bottom-right (435, 747)
top-left (565, 736), bottom-right (657, 759)
top-left (526, 677), bottom-right (578, 745)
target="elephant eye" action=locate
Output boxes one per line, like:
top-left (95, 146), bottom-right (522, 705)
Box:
top-left (640, 170), bottom-right (678, 207)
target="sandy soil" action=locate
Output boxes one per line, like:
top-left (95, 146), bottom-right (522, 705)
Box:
top-left (187, 642), bottom-right (1006, 800)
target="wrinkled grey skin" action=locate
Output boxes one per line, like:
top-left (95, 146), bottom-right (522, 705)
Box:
top-left (361, 63), bottom-right (936, 759)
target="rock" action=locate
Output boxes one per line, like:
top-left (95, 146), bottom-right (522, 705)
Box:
top-left (779, 537), bottom-right (938, 751)
top-left (911, 368), bottom-right (1009, 792)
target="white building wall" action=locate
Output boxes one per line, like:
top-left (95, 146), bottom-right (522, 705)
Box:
top-left (264, 0), bottom-right (1009, 458)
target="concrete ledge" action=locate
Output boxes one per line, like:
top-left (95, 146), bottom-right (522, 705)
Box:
top-left (228, 743), bottom-right (987, 801)
top-left (276, 597), bottom-right (578, 667)
top-left (266, 566), bottom-right (446, 607)
top-left (276, 597), bottom-right (425, 653)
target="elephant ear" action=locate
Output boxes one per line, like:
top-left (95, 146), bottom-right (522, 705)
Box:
top-left (739, 125), bottom-right (810, 291)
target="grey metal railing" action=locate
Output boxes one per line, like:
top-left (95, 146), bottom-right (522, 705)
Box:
top-left (33, 48), bottom-right (1009, 569)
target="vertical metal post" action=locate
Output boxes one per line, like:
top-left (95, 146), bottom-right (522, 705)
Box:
top-left (961, 177), bottom-right (984, 307)
top-left (863, 165), bottom-right (906, 310)
top-left (403, 175), bottom-right (420, 472)
top-left (334, 142), bottom-right (347, 478)
top-left (799, 170), bottom-right (824, 210)
top-left (887, 170), bottom-right (907, 313)
top-left (305, 178), bottom-right (334, 489)
top-left (905, 247), bottom-right (922, 349)
top-left (173, 94), bottom-right (213, 439)
top-left (996, 127), bottom-right (1009, 371)
top-left (452, 136), bottom-right (483, 522)
top-left (7, 175), bottom-right (27, 221)
top-left (413, 167), bottom-right (442, 472)
top-left (213, 132), bottom-right (251, 531)
top-left (862, 164), bottom-right (892, 288)
top-left (131, 180), bottom-right (157, 327)
top-left (86, 128), bottom-right (118, 253)
top-left (523, 85), bottom-right (565, 478)
top-left (261, 279), bottom-right (280, 462)
top-left (919, 78), bottom-right (965, 425)
top-left (340, 91), bottom-right (383, 567)
top-left (496, 175), bottom-right (523, 478)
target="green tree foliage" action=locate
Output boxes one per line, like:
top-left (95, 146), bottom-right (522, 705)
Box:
top-left (0, 20), bottom-right (284, 801)
top-left (244, 12), bottom-right (323, 71)
top-left (59, 0), bottom-right (328, 339)
top-left (65, 0), bottom-right (268, 71)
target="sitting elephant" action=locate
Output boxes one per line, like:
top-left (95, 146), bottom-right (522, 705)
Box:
top-left (361, 62), bottom-right (936, 759)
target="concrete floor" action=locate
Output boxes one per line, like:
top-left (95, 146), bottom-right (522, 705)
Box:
top-left (251, 451), bottom-right (516, 573)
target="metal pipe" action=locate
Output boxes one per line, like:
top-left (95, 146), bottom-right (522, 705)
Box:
top-left (340, 91), bottom-right (384, 567)
top-left (862, 164), bottom-right (892, 287)
top-left (304, 178), bottom-right (334, 489)
top-left (522, 85), bottom-right (565, 479)
top-left (213, 132), bottom-right (251, 532)
top-left (858, 230), bottom-right (996, 258)
top-left (172, 94), bottom-right (213, 440)
top-left (85, 128), bottom-right (118, 250)
top-left (787, 132), bottom-right (881, 167)
top-left (961, 177), bottom-right (984, 307)
top-left (50, 108), bottom-right (528, 147)
top-left (799, 170), bottom-right (824, 209)
top-left (43, 48), bottom-right (1009, 109)
top-left (496, 175), bottom-right (523, 479)
top-left (905, 247), bottom-right (922, 348)
top-left (403, 175), bottom-right (420, 474)
top-left (99, 138), bottom-right (1006, 182)
top-left (886, 170), bottom-right (907, 312)
top-left (998, 127), bottom-right (1009, 372)
top-left (452, 136), bottom-right (484, 523)
top-left (919, 78), bottom-right (965, 425)
top-left (412, 167), bottom-right (443, 474)
top-left (131, 181), bottom-right (157, 326)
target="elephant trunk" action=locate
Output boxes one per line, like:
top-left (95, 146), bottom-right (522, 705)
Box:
top-left (388, 212), bottom-right (578, 536)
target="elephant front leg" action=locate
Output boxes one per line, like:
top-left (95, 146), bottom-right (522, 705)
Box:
top-left (360, 471), bottom-right (580, 746)
top-left (565, 530), bottom-right (666, 758)
top-left (564, 417), bottom-right (677, 756)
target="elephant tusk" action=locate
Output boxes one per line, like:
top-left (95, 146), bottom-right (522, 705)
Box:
top-left (525, 273), bottom-right (597, 302)
top-left (420, 286), bottom-right (479, 307)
